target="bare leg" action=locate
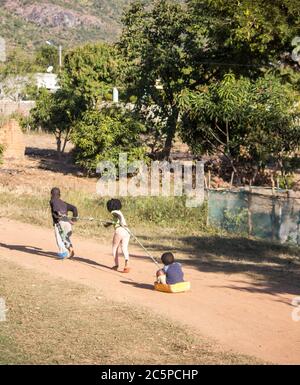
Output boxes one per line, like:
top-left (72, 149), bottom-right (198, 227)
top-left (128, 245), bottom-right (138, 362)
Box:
top-left (112, 232), bottom-right (122, 267)
top-left (121, 232), bottom-right (130, 272)
top-left (121, 236), bottom-right (130, 264)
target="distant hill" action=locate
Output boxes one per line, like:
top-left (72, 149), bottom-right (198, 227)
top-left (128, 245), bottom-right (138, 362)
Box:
top-left (0, 0), bottom-right (134, 51)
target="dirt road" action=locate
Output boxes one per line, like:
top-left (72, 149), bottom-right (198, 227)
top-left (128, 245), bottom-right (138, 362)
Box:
top-left (0, 218), bottom-right (299, 364)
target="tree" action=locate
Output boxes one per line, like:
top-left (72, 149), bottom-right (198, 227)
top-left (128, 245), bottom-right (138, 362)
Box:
top-left (27, 42), bottom-right (121, 157)
top-left (71, 106), bottom-right (147, 173)
top-left (35, 45), bottom-right (60, 73)
top-left (28, 87), bottom-right (83, 156)
top-left (186, 0), bottom-right (300, 80)
top-left (0, 48), bottom-right (41, 101)
top-left (119, 0), bottom-right (190, 159)
top-left (179, 73), bottom-right (300, 182)
top-left (60, 42), bottom-right (121, 108)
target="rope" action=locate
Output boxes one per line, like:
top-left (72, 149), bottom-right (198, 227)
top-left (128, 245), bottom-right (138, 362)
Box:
top-left (121, 226), bottom-right (161, 268)
top-left (62, 216), bottom-right (161, 268)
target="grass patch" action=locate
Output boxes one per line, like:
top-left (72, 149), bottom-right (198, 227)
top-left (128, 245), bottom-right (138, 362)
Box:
top-left (0, 189), bottom-right (216, 240)
top-left (0, 259), bottom-right (260, 364)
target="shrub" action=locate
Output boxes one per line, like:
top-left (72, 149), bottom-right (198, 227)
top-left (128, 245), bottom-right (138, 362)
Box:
top-left (71, 106), bottom-right (147, 173)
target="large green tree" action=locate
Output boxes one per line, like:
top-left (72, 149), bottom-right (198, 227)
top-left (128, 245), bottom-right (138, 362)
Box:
top-left (28, 42), bottom-right (121, 157)
top-left (28, 87), bottom-right (83, 155)
top-left (119, 0), bottom-right (190, 159)
top-left (186, 0), bottom-right (300, 80)
top-left (71, 106), bottom-right (147, 173)
top-left (35, 45), bottom-right (60, 73)
top-left (179, 73), bottom-right (300, 182)
top-left (60, 42), bottom-right (121, 108)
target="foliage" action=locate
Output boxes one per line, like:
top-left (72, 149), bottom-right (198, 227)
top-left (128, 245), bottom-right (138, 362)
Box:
top-left (186, 0), bottom-right (300, 80)
top-left (179, 73), bottom-right (300, 180)
top-left (27, 42), bottom-right (121, 157)
top-left (27, 87), bottom-right (84, 154)
top-left (60, 42), bottom-right (122, 108)
top-left (119, 0), bottom-right (189, 158)
top-left (35, 45), bottom-right (60, 73)
top-left (223, 208), bottom-right (248, 234)
top-left (0, 48), bottom-right (41, 79)
top-left (71, 106), bottom-right (147, 173)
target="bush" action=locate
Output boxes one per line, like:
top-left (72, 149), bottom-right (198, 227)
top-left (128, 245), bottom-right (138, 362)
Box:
top-left (71, 106), bottom-right (147, 173)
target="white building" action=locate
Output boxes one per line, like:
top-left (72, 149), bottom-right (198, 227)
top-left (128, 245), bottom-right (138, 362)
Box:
top-left (35, 73), bottom-right (59, 91)
top-left (0, 73), bottom-right (59, 101)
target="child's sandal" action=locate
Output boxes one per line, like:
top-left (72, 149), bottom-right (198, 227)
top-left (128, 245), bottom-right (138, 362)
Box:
top-left (111, 265), bottom-right (119, 271)
top-left (122, 267), bottom-right (130, 273)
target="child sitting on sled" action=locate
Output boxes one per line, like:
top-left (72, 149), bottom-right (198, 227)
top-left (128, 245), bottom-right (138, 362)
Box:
top-left (105, 198), bottom-right (131, 273)
top-left (50, 187), bottom-right (78, 259)
top-left (156, 252), bottom-right (184, 285)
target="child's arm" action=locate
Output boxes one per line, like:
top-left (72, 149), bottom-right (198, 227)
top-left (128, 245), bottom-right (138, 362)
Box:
top-left (103, 221), bottom-right (114, 228)
top-left (111, 211), bottom-right (126, 227)
top-left (66, 202), bottom-right (78, 222)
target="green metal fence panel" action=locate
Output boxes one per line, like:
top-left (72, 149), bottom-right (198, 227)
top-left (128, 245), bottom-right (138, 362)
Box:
top-left (208, 189), bottom-right (300, 245)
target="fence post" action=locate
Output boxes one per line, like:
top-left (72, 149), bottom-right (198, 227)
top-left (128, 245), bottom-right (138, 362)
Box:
top-left (247, 191), bottom-right (252, 237)
top-left (206, 189), bottom-right (210, 226)
top-left (271, 196), bottom-right (276, 241)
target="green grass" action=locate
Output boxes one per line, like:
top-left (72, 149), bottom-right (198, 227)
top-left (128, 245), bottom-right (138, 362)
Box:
top-left (0, 189), bottom-right (214, 239)
top-left (0, 259), bottom-right (261, 364)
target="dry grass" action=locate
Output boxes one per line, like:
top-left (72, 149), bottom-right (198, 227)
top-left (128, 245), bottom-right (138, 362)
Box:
top-left (0, 259), bottom-right (261, 364)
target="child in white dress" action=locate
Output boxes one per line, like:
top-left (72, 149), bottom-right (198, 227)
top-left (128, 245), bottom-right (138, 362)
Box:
top-left (106, 199), bottom-right (131, 273)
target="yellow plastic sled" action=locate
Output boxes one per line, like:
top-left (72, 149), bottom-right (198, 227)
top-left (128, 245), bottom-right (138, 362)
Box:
top-left (154, 281), bottom-right (191, 293)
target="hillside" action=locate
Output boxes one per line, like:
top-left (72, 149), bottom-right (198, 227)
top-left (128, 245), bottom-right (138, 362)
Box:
top-left (0, 0), bottom-right (134, 51)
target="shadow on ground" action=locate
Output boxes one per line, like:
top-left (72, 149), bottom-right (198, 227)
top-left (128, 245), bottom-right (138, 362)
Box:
top-left (0, 243), bottom-right (58, 259)
top-left (25, 147), bottom-right (85, 176)
top-left (71, 256), bottom-right (111, 270)
top-left (137, 234), bottom-right (300, 296)
top-left (120, 280), bottom-right (154, 291)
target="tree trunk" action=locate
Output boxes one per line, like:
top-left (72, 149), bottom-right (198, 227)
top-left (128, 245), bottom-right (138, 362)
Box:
top-left (163, 108), bottom-right (179, 160)
top-left (56, 134), bottom-right (62, 159)
top-left (62, 128), bottom-right (72, 153)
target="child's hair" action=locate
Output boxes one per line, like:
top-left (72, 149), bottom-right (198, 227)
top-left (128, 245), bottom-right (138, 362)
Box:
top-left (161, 252), bottom-right (175, 266)
top-left (51, 187), bottom-right (61, 199)
top-left (107, 198), bottom-right (122, 212)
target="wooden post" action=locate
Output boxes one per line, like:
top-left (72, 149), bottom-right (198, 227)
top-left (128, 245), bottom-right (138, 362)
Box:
top-left (271, 196), bottom-right (276, 241)
top-left (206, 190), bottom-right (210, 226)
top-left (271, 175), bottom-right (275, 195)
top-left (230, 171), bottom-right (234, 188)
top-left (247, 192), bottom-right (252, 237)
